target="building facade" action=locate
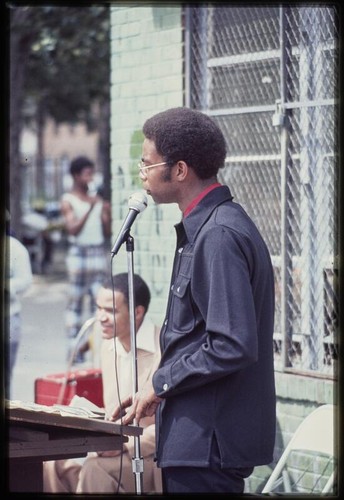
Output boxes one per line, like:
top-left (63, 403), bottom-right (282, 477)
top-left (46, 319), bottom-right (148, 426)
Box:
top-left (109, 5), bottom-right (338, 493)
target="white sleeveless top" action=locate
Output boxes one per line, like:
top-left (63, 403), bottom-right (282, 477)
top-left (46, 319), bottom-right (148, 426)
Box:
top-left (62, 192), bottom-right (104, 246)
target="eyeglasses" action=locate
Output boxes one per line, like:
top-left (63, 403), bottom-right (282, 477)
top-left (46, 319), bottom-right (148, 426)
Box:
top-left (138, 160), bottom-right (167, 176)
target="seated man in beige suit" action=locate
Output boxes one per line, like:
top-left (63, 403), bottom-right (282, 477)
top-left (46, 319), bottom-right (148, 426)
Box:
top-left (43, 273), bottom-right (162, 494)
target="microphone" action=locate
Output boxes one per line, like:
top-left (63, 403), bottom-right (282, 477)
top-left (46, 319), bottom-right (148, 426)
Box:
top-left (111, 192), bottom-right (148, 255)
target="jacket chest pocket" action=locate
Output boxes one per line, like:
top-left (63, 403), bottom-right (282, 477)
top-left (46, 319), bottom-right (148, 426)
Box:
top-left (170, 270), bottom-right (195, 334)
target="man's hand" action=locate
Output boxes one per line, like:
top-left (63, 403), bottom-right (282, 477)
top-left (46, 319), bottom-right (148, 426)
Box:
top-left (89, 196), bottom-right (99, 208)
top-left (110, 381), bottom-right (162, 425)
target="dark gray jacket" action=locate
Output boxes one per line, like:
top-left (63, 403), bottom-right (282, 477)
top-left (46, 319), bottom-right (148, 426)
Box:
top-left (153, 185), bottom-right (276, 468)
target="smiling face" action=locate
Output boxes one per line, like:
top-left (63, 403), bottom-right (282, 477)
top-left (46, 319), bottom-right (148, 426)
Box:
top-left (95, 286), bottom-right (146, 351)
top-left (96, 287), bottom-right (130, 344)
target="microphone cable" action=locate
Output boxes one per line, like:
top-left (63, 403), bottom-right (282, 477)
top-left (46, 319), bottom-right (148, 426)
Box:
top-left (110, 256), bottom-right (125, 494)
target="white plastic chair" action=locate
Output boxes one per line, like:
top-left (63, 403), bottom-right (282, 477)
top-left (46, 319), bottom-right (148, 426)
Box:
top-left (262, 404), bottom-right (337, 494)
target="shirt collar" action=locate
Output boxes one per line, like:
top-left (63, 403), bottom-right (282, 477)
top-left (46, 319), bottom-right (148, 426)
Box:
top-left (136, 315), bottom-right (157, 353)
top-left (177, 185), bottom-right (234, 244)
top-left (183, 182), bottom-right (222, 218)
top-left (112, 315), bottom-right (157, 356)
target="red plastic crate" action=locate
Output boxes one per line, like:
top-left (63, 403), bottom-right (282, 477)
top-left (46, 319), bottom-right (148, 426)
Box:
top-left (34, 368), bottom-right (104, 408)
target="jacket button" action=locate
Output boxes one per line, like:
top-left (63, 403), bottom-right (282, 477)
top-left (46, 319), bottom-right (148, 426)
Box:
top-left (163, 383), bottom-right (168, 391)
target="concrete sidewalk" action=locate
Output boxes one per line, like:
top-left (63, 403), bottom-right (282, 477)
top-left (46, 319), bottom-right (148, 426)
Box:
top-left (10, 247), bottom-right (93, 403)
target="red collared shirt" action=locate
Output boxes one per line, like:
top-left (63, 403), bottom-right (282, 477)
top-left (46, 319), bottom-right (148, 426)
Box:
top-left (183, 182), bottom-right (222, 218)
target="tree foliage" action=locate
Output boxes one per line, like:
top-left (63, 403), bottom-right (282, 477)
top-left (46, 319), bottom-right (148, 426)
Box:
top-left (9, 4), bottom-right (111, 236)
top-left (25, 5), bottom-right (110, 127)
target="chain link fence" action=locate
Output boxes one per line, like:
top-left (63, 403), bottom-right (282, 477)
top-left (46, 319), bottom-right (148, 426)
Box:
top-left (187, 5), bottom-right (339, 378)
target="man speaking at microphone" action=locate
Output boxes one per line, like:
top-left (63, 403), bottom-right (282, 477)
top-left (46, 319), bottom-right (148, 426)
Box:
top-left (112, 107), bottom-right (276, 494)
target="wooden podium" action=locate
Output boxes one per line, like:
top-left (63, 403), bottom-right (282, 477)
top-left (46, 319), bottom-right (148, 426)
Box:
top-left (7, 402), bottom-right (142, 493)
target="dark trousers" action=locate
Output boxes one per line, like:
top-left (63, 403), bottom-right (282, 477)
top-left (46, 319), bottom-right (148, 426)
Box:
top-left (161, 438), bottom-right (253, 494)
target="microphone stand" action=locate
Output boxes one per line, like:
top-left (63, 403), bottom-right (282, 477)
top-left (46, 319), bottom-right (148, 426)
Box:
top-left (126, 234), bottom-right (144, 495)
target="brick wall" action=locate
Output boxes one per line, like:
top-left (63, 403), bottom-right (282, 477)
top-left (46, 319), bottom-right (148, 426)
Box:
top-left (110, 5), bottom-right (183, 325)
top-left (247, 373), bottom-right (337, 493)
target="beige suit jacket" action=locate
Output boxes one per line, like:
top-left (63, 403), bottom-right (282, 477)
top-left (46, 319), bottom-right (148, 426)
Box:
top-left (101, 315), bottom-right (161, 458)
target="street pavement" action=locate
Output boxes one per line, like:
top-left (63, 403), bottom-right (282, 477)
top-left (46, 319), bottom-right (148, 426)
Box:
top-left (10, 247), bottom-right (93, 403)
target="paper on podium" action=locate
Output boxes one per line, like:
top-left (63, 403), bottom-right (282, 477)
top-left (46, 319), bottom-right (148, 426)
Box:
top-left (7, 398), bottom-right (105, 419)
top-left (7, 398), bottom-right (143, 439)
top-left (54, 395), bottom-right (106, 418)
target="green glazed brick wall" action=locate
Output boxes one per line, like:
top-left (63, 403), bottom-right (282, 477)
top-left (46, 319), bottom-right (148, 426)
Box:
top-left (246, 373), bottom-right (337, 493)
top-left (110, 5), bottom-right (183, 326)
